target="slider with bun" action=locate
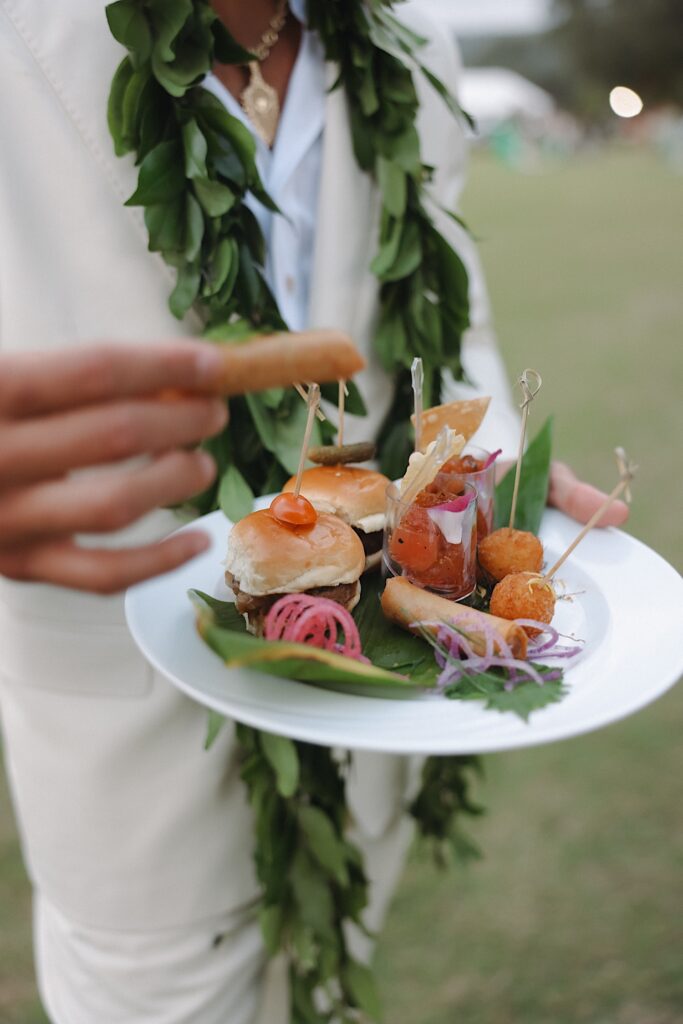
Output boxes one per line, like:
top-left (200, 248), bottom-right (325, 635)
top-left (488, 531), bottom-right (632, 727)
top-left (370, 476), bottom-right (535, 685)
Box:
top-left (225, 509), bottom-right (365, 635)
top-left (283, 465), bottom-right (389, 571)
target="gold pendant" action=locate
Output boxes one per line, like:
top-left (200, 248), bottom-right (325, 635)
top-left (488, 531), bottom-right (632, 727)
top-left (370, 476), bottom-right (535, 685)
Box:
top-left (241, 61), bottom-right (280, 148)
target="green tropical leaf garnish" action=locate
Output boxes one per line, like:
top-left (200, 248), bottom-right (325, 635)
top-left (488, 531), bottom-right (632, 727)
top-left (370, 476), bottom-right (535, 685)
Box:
top-left (495, 416), bottom-right (554, 534)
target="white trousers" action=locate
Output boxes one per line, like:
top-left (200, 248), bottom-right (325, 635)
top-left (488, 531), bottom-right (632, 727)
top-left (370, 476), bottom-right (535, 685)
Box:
top-left (33, 778), bottom-right (415, 1024)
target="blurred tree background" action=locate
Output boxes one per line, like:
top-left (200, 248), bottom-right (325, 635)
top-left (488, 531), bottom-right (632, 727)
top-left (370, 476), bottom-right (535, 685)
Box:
top-left (462, 0), bottom-right (683, 122)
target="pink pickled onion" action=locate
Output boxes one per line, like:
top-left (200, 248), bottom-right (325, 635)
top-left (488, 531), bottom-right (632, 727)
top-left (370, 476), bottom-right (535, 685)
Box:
top-left (264, 594), bottom-right (365, 661)
top-left (415, 612), bottom-right (582, 695)
top-left (430, 490), bottom-right (476, 514)
top-left (514, 620), bottom-right (584, 659)
top-left (482, 448), bottom-right (503, 470)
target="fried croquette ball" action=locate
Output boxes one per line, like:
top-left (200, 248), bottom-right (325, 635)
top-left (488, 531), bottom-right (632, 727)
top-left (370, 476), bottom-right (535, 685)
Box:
top-left (489, 571), bottom-right (556, 636)
top-left (478, 527), bottom-right (543, 583)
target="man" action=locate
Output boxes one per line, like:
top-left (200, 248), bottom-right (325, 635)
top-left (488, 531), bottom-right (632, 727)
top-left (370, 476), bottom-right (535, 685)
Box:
top-left (0, 1), bottom-right (627, 1022)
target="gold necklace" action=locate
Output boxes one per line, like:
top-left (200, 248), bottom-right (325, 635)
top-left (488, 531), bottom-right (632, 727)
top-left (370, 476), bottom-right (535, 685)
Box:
top-left (240, 1), bottom-right (288, 148)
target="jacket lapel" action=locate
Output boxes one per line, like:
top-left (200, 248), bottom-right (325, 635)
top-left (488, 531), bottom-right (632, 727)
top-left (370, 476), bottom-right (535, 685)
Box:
top-left (308, 65), bottom-right (381, 340)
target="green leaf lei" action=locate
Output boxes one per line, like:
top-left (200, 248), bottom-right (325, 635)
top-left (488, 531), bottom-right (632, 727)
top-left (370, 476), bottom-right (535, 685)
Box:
top-left (106, 0), bottom-right (472, 504)
top-left (106, 2), bottom-right (479, 1019)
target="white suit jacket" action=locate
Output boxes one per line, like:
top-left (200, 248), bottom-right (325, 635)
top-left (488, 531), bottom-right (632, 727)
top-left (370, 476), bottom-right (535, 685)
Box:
top-left (0, 0), bottom-right (519, 931)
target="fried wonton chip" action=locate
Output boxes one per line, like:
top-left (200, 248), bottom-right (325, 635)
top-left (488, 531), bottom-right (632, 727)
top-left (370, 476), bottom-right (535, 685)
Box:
top-left (399, 429), bottom-right (465, 497)
top-left (411, 396), bottom-right (491, 452)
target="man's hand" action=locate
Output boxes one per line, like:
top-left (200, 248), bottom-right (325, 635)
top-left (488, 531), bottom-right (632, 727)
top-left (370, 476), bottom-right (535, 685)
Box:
top-left (548, 461), bottom-right (629, 527)
top-left (0, 343), bottom-right (228, 593)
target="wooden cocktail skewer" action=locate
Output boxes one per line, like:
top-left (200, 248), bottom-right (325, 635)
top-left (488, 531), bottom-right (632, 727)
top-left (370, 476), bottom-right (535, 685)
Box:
top-left (337, 379), bottom-right (348, 447)
top-left (544, 447), bottom-right (637, 581)
top-left (509, 368), bottom-right (542, 530)
top-left (412, 357), bottom-right (424, 454)
top-left (292, 383), bottom-right (321, 498)
top-left (490, 447), bottom-right (636, 634)
top-left (270, 385), bottom-right (321, 525)
top-left (294, 382), bottom-right (325, 421)
top-left (478, 369), bottom-right (544, 583)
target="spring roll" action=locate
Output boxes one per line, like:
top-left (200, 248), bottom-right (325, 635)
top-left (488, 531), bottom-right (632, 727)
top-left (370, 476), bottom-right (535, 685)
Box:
top-left (381, 577), bottom-right (528, 660)
top-left (207, 330), bottom-right (365, 396)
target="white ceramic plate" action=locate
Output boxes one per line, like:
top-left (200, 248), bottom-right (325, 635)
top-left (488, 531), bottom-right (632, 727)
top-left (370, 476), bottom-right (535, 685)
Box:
top-left (125, 504), bottom-right (683, 754)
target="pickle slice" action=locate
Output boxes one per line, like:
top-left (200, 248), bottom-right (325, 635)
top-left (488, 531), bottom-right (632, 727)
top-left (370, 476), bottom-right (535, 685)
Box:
top-left (307, 442), bottom-right (377, 466)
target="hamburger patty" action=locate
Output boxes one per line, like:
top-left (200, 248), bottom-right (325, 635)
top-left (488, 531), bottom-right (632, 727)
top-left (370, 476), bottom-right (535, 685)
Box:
top-left (353, 527), bottom-right (382, 557)
top-left (225, 573), bottom-right (359, 617)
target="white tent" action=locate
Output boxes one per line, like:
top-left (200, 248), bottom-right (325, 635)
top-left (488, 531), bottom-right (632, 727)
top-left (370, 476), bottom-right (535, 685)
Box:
top-left (408, 0), bottom-right (553, 36)
top-left (458, 67), bottom-right (555, 132)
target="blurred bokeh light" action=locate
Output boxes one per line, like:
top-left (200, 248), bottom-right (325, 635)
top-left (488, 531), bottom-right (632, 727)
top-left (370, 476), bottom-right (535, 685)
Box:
top-left (609, 85), bottom-right (644, 118)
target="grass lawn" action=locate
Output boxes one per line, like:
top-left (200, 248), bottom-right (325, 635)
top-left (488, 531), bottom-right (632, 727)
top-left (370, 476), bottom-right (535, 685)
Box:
top-left (374, 147), bottom-right (683, 1024)
top-left (1, 147), bottom-right (682, 1023)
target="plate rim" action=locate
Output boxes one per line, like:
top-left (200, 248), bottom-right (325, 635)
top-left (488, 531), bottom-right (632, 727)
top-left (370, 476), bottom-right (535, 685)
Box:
top-left (125, 508), bottom-right (683, 754)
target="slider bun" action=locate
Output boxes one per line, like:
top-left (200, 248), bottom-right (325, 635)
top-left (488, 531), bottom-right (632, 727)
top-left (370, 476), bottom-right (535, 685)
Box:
top-left (283, 466), bottom-right (389, 527)
top-left (226, 509), bottom-right (365, 597)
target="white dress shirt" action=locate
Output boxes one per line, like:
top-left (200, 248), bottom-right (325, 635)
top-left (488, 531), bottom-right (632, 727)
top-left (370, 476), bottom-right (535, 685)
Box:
top-left (201, 8), bottom-right (520, 457)
top-left (201, 0), bottom-right (325, 331)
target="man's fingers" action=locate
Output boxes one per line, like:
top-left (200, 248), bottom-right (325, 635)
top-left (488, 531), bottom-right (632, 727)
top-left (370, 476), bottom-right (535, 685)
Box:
top-left (0, 450), bottom-right (217, 541)
top-left (0, 531), bottom-right (212, 594)
top-left (0, 342), bottom-right (225, 418)
top-left (0, 396), bottom-right (227, 485)
top-left (548, 461), bottom-right (629, 527)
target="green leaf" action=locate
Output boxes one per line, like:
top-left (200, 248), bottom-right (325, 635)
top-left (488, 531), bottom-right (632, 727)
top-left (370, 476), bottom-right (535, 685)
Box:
top-left (374, 7), bottom-right (428, 53)
top-left (494, 416), bottom-right (553, 534)
top-left (137, 84), bottom-right (169, 161)
top-left (259, 904), bottom-right (284, 956)
top-left (169, 262), bottom-right (200, 319)
top-left (373, 308), bottom-right (409, 372)
top-left (203, 320), bottom-right (261, 344)
top-left (297, 805), bottom-right (349, 886)
top-left (274, 397), bottom-right (322, 476)
top-left (343, 379), bottom-right (367, 417)
top-left (289, 920), bottom-right (317, 972)
top-left (107, 58), bottom-right (134, 155)
top-left (446, 669), bottom-right (566, 722)
top-left (181, 119), bottom-right (208, 179)
top-left (146, 0), bottom-right (192, 62)
top-left (377, 156), bottom-right (407, 218)
top-left (370, 217), bottom-right (402, 277)
top-left (377, 219), bottom-right (422, 282)
top-left (319, 379), bottom-right (367, 417)
top-left (121, 67), bottom-right (150, 151)
top-left (342, 958), bottom-right (381, 1020)
top-left (203, 237), bottom-right (237, 296)
top-left (106, 1), bottom-right (152, 64)
top-left (290, 849), bottom-right (336, 940)
top-left (204, 710), bottom-right (225, 750)
top-left (245, 393), bottom-right (278, 453)
top-left (484, 676), bottom-right (566, 720)
top-left (193, 177), bottom-right (237, 217)
top-left (358, 69), bottom-right (380, 116)
top-left (212, 20), bottom-right (256, 64)
top-left (184, 193), bottom-right (204, 261)
top-left (194, 93), bottom-right (257, 169)
top-left (378, 417), bottom-right (412, 479)
top-left (189, 590), bottom-right (419, 694)
top-left (353, 572), bottom-right (439, 686)
top-left (419, 65), bottom-right (471, 124)
top-left (125, 140), bottom-right (185, 206)
top-left (218, 463), bottom-right (254, 522)
top-left (260, 731), bottom-right (300, 797)
top-left (390, 125), bottom-right (421, 175)
top-left (144, 198), bottom-right (184, 253)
